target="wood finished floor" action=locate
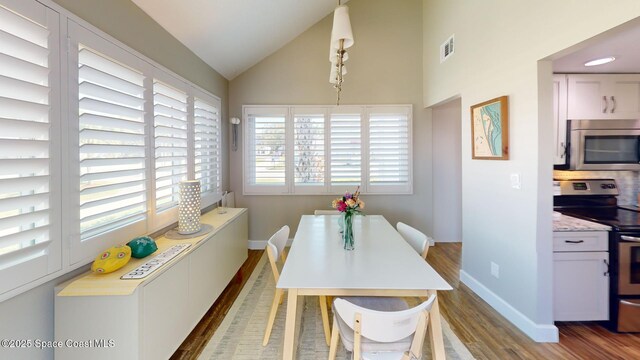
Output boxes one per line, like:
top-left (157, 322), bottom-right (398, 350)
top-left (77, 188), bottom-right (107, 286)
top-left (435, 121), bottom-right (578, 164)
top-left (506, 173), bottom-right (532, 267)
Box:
top-left (171, 244), bottom-right (640, 360)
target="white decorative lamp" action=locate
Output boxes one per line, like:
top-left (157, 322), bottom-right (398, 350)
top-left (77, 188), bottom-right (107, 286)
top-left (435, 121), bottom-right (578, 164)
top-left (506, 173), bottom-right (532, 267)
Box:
top-left (329, 0), bottom-right (354, 105)
top-left (178, 180), bottom-right (201, 234)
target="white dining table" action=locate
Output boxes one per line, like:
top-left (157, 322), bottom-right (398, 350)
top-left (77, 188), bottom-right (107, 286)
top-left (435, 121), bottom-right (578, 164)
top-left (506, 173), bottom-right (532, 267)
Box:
top-left (277, 214), bottom-right (453, 360)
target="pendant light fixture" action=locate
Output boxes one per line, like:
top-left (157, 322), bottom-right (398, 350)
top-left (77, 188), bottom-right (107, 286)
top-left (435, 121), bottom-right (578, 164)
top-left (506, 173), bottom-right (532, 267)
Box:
top-left (329, 0), bottom-right (354, 105)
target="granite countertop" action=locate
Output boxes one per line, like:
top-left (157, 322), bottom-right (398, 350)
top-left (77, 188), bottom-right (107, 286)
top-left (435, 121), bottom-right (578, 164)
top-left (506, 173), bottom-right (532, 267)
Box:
top-left (553, 212), bottom-right (611, 232)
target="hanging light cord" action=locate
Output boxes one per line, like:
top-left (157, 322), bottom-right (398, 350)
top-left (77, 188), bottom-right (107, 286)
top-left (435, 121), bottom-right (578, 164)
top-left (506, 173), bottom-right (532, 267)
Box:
top-left (334, 39), bottom-right (345, 105)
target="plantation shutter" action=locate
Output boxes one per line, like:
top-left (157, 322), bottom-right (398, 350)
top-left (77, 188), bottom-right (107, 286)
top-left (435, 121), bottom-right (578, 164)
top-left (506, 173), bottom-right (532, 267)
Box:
top-left (330, 110), bottom-right (362, 189)
top-left (293, 109), bottom-right (326, 193)
top-left (0, 0), bottom-right (60, 294)
top-left (153, 79), bottom-right (188, 212)
top-left (194, 97), bottom-right (221, 207)
top-left (69, 19), bottom-right (149, 263)
top-left (244, 107), bottom-right (288, 194)
top-left (367, 107), bottom-right (412, 193)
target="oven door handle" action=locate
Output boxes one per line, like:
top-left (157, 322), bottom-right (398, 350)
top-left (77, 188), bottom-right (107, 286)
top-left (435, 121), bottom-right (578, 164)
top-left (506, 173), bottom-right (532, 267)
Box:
top-left (620, 300), bottom-right (640, 308)
top-left (620, 235), bottom-right (640, 242)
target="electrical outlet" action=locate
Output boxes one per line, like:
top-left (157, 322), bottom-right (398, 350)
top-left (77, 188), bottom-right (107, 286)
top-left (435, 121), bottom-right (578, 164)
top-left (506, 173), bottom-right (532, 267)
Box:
top-left (491, 262), bottom-right (500, 278)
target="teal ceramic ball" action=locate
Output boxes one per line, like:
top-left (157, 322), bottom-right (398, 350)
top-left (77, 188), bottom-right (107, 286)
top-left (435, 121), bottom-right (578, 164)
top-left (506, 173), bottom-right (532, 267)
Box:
top-left (127, 236), bottom-right (158, 259)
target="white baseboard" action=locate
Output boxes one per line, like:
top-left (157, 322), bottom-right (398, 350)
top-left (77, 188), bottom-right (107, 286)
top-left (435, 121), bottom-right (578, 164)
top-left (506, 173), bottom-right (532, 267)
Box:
top-left (460, 270), bottom-right (559, 343)
top-left (248, 239), bottom-right (293, 250)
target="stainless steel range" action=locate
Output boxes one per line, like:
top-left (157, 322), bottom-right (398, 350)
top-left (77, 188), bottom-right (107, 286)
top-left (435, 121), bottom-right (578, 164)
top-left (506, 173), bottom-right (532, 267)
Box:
top-left (554, 178), bottom-right (640, 332)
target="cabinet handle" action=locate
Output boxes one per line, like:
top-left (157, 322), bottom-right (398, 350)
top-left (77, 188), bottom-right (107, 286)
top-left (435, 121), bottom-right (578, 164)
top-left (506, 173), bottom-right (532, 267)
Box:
top-left (565, 240), bottom-right (584, 244)
top-left (611, 96), bottom-right (616, 113)
top-left (604, 259), bottom-right (609, 276)
top-left (602, 95), bottom-right (608, 113)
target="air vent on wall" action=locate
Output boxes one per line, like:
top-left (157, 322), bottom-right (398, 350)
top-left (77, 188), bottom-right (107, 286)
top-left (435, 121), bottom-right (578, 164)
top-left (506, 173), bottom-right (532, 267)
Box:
top-left (440, 34), bottom-right (455, 63)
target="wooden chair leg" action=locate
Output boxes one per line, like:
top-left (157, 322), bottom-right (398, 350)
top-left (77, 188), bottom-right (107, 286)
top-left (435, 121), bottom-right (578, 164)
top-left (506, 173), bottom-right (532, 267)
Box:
top-left (279, 290), bottom-right (285, 305)
top-left (353, 313), bottom-right (362, 360)
top-left (263, 288), bottom-right (283, 346)
top-left (328, 317), bottom-right (340, 360)
top-left (404, 310), bottom-right (429, 360)
top-left (319, 295), bottom-right (331, 345)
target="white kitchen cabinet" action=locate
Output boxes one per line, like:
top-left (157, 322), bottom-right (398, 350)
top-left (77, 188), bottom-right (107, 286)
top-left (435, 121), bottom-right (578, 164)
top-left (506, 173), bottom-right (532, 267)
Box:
top-left (553, 74), bottom-right (568, 165)
top-left (553, 231), bottom-right (609, 321)
top-left (567, 74), bottom-right (640, 120)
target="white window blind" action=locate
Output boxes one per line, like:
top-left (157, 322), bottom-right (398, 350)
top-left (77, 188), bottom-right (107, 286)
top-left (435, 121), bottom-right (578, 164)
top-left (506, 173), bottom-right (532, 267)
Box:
top-left (245, 108), bottom-right (288, 194)
top-left (0, 8), bottom-right (224, 300)
top-left (194, 97), bottom-right (221, 207)
top-left (294, 112), bottom-right (326, 192)
top-left (78, 45), bottom-right (147, 240)
top-left (368, 110), bottom-right (411, 193)
top-left (0, 0), bottom-right (60, 295)
top-left (243, 105), bottom-right (412, 195)
top-left (153, 80), bottom-right (188, 212)
top-left (330, 112), bottom-right (361, 187)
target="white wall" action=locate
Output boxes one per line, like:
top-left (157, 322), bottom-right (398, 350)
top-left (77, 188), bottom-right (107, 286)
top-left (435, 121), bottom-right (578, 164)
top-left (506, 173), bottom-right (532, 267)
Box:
top-left (0, 1), bottom-right (228, 359)
top-left (432, 99), bottom-right (462, 243)
top-left (423, 0), bottom-right (640, 341)
top-left (229, 0), bottom-right (433, 241)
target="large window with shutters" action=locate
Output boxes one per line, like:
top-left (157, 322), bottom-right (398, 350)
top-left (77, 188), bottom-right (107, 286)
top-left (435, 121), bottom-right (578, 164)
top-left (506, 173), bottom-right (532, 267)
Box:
top-left (69, 21), bottom-right (149, 263)
top-left (67, 21), bottom-right (223, 264)
top-left (243, 105), bottom-right (412, 195)
top-left (0, 0), bottom-right (61, 296)
top-left (0, 0), bottom-right (223, 300)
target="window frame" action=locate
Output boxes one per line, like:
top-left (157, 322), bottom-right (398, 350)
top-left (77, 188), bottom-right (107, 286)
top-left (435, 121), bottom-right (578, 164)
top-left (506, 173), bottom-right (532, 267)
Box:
top-left (243, 106), bottom-right (290, 195)
top-left (366, 105), bottom-right (413, 194)
top-left (151, 71), bottom-right (191, 230)
top-left (192, 87), bottom-right (222, 209)
top-left (67, 20), bottom-right (151, 265)
top-left (0, 0), bottom-right (62, 297)
top-left (242, 104), bottom-right (413, 195)
top-left (292, 107), bottom-right (330, 194)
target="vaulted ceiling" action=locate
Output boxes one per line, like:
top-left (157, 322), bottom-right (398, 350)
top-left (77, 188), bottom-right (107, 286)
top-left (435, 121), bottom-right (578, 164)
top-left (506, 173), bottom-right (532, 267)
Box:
top-left (132, 0), bottom-right (341, 80)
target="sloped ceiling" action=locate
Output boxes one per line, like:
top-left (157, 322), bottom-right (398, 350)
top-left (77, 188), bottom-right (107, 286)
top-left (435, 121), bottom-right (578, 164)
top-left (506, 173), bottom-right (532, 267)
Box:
top-left (131, 0), bottom-right (341, 80)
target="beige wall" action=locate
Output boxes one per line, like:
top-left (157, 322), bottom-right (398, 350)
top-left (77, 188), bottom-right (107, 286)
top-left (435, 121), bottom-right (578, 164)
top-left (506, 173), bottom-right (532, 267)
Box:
top-left (423, 0), bottom-right (640, 340)
top-left (0, 1), bottom-right (228, 359)
top-left (229, 0), bottom-right (431, 241)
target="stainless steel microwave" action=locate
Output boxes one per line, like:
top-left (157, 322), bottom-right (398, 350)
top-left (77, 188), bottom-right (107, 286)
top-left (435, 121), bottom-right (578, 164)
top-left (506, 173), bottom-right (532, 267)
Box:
top-left (568, 119), bottom-right (640, 170)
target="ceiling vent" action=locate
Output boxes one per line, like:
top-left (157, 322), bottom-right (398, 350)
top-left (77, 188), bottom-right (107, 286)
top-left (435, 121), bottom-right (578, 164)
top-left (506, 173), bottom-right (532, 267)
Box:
top-left (440, 35), bottom-right (455, 63)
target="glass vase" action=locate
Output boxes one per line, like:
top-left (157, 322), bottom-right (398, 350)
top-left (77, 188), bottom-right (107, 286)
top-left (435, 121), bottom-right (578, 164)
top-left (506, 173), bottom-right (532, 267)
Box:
top-left (342, 211), bottom-right (354, 250)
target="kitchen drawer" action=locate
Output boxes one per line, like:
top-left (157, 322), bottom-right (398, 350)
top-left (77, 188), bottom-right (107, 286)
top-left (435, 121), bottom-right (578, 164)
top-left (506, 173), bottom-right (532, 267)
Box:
top-left (617, 299), bottom-right (640, 332)
top-left (553, 231), bottom-right (608, 252)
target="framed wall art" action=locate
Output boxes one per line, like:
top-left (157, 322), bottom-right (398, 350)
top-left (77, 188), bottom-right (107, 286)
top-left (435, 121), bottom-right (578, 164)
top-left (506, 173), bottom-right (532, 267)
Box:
top-left (470, 96), bottom-right (508, 160)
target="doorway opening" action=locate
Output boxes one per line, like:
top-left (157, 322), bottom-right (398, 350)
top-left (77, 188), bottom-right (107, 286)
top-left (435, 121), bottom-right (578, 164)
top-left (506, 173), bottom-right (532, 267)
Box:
top-left (431, 98), bottom-right (462, 244)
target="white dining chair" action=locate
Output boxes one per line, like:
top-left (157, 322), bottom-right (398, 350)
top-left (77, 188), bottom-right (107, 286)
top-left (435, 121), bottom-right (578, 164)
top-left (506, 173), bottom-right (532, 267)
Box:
top-left (396, 222), bottom-right (430, 260)
top-left (315, 209), bottom-right (340, 215)
top-left (328, 295), bottom-right (437, 360)
top-left (263, 225), bottom-right (332, 346)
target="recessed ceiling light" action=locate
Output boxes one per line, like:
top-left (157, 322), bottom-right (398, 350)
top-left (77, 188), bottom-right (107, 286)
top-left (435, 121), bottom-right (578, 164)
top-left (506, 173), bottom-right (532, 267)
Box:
top-left (584, 57), bottom-right (616, 67)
